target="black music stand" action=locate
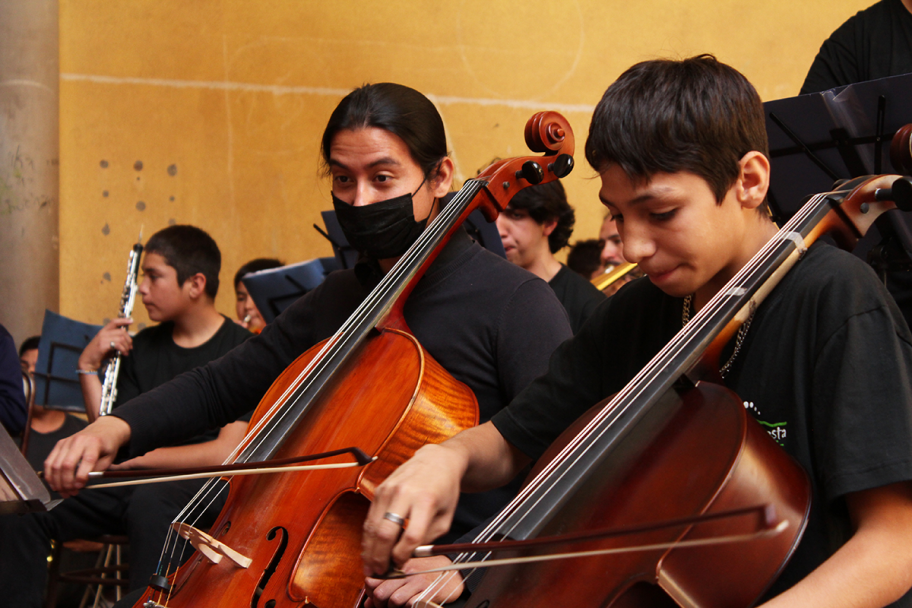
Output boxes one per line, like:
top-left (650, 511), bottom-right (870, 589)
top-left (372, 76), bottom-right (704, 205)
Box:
top-left (242, 258), bottom-right (341, 324)
top-left (764, 73), bottom-right (912, 273)
top-left (0, 424), bottom-right (58, 514)
top-left (317, 211), bottom-right (360, 270)
top-left (33, 310), bottom-right (102, 413)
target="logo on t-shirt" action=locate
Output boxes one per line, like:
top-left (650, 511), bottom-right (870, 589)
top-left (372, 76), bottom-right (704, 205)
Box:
top-left (743, 400), bottom-right (787, 447)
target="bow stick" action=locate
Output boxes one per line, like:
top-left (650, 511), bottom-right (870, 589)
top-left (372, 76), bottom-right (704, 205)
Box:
top-left (77, 446), bottom-right (374, 489)
top-left (381, 505), bottom-right (785, 579)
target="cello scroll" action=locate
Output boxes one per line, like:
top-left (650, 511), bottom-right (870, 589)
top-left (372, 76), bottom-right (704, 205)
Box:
top-left (473, 112), bottom-right (575, 222)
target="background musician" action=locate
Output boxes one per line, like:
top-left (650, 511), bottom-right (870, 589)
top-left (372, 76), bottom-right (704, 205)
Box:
top-left (800, 0), bottom-right (912, 340)
top-left (800, 0), bottom-right (912, 95)
top-left (496, 180), bottom-right (605, 333)
top-left (0, 224), bottom-right (252, 606)
top-left (362, 56), bottom-right (912, 608)
top-left (41, 83), bottom-right (571, 608)
top-left (592, 212), bottom-right (639, 296)
top-left (233, 257), bottom-right (283, 333)
top-left (19, 335), bottom-right (88, 477)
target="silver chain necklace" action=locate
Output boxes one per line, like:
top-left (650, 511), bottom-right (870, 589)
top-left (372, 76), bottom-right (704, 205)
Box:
top-left (682, 294), bottom-right (756, 377)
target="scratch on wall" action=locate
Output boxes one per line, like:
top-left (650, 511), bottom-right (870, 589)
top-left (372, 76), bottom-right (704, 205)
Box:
top-left (59, 73), bottom-right (596, 114)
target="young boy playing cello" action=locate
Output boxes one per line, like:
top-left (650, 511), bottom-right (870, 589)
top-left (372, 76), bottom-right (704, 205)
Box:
top-left (362, 55), bottom-right (912, 607)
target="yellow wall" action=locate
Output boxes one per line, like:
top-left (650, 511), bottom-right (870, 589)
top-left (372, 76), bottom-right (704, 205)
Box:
top-left (59, 0), bottom-right (872, 326)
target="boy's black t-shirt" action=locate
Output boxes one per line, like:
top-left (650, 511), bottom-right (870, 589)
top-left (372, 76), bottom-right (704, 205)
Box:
top-left (492, 242), bottom-right (912, 606)
top-left (801, 0), bottom-right (912, 94)
top-left (113, 315), bottom-right (252, 442)
top-left (548, 264), bottom-right (607, 334)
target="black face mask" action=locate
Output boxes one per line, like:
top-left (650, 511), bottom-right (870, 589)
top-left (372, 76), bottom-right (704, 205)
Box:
top-left (332, 184), bottom-right (431, 259)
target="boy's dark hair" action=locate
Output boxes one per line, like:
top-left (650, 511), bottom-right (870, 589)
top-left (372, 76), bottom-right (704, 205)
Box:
top-left (566, 239), bottom-right (603, 279)
top-left (145, 225), bottom-right (221, 298)
top-left (321, 83), bottom-right (448, 180)
top-left (19, 335), bottom-right (40, 358)
top-left (508, 180), bottom-right (575, 253)
top-left (585, 54), bottom-right (770, 208)
top-left (234, 258), bottom-right (284, 289)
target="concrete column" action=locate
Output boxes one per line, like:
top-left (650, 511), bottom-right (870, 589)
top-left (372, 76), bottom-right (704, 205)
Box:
top-left (0, 0), bottom-right (59, 346)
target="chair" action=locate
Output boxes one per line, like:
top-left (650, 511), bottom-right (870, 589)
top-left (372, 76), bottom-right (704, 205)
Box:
top-left (45, 536), bottom-right (129, 608)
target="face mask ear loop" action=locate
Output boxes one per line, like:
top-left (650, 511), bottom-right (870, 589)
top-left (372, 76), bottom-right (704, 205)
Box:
top-left (411, 174), bottom-right (430, 198)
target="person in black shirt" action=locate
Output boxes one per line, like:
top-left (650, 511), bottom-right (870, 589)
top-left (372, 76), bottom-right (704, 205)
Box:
top-left (800, 0), bottom-right (912, 341)
top-left (496, 180), bottom-right (605, 333)
top-left (362, 56), bottom-right (912, 608)
top-left (800, 0), bottom-right (912, 95)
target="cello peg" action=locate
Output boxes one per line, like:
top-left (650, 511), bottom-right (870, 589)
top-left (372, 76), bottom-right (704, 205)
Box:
top-left (875, 176), bottom-right (912, 212)
top-left (515, 161), bottom-right (544, 185)
top-left (548, 153), bottom-right (574, 178)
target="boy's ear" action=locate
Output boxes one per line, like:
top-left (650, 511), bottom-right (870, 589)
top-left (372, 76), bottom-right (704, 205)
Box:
top-left (184, 272), bottom-right (208, 299)
top-left (735, 151), bottom-right (771, 211)
top-left (541, 217), bottom-right (558, 237)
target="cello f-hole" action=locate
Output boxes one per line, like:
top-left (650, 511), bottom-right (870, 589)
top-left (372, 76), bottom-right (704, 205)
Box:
top-left (251, 527), bottom-right (289, 608)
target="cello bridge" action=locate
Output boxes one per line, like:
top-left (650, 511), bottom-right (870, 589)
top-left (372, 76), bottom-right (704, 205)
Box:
top-left (172, 522), bottom-right (252, 568)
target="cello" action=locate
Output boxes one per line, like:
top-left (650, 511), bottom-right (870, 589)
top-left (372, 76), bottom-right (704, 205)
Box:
top-left (131, 111), bottom-right (575, 608)
top-left (405, 135), bottom-right (912, 608)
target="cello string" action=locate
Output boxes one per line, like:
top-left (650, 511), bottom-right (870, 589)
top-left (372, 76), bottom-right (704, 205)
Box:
top-left (431, 190), bottom-right (832, 591)
top-left (157, 478), bottom-right (232, 586)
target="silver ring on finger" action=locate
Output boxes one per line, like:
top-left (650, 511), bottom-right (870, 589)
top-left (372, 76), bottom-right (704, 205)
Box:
top-left (383, 512), bottom-right (406, 527)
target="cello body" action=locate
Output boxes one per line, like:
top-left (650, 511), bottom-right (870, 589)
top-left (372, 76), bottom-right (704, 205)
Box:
top-left (135, 329), bottom-right (477, 608)
top-left (464, 382), bottom-right (809, 608)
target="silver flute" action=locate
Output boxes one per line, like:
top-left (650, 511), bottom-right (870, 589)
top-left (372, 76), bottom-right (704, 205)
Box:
top-left (99, 238), bottom-right (143, 417)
